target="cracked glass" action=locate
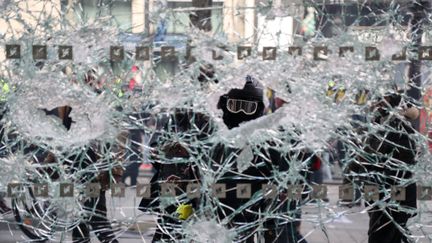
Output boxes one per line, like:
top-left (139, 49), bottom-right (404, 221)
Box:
top-left (0, 0), bottom-right (431, 243)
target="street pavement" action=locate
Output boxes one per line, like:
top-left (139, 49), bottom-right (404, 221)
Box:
top-left (299, 185), bottom-right (432, 243)
top-left (1, 180), bottom-right (432, 242)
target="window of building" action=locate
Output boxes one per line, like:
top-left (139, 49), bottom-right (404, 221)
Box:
top-left (111, 1), bottom-right (132, 32)
top-left (165, 1), bottom-right (224, 34)
top-left (312, 2), bottom-right (411, 38)
top-left (61, 0), bottom-right (132, 32)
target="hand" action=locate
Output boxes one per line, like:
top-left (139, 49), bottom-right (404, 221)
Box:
top-left (402, 107), bottom-right (419, 120)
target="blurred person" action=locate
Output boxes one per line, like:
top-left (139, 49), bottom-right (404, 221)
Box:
top-left (154, 19), bottom-right (167, 42)
top-left (121, 107), bottom-right (159, 187)
top-left (83, 65), bottom-right (112, 94)
top-left (212, 75), bottom-right (316, 242)
top-left (330, 87), bottom-right (369, 205)
top-left (41, 105), bottom-right (123, 243)
top-left (70, 145), bottom-right (123, 243)
top-left (0, 93), bottom-right (11, 214)
top-left (127, 65), bottom-right (143, 91)
top-left (59, 66), bottom-right (122, 243)
top-left (351, 91), bottom-right (419, 243)
top-left (267, 88), bottom-right (322, 241)
top-left (273, 91), bottom-right (324, 194)
top-left (341, 112), bottom-right (369, 206)
top-left (212, 75), bottom-right (275, 242)
top-left (121, 128), bottom-right (143, 186)
top-left (138, 109), bottom-right (214, 242)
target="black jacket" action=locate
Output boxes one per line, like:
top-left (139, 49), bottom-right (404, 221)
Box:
top-left (139, 110), bottom-right (214, 212)
top-left (361, 114), bottom-right (417, 209)
top-left (210, 132), bottom-right (318, 225)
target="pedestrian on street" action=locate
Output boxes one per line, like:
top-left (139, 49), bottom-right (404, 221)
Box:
top-left (121, 128), bottom-right (143, 186)
top-left (68, 66), bottom-right (123, 243)
top-left (41, 105), bottom-right (123, 243)
top-left (355, 91), bottom-right (419, 243)
top-left (211, 75), bottom-right (308, 242)
top-left (138, 109), bottom-right (214, 242)
top-left (0, 101), bottom-right (11, 214)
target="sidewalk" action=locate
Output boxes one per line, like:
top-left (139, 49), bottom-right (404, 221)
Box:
top-left (301, 185), bottom-right (369, 243)
top-left (301, 185), bottom-right (432, 243)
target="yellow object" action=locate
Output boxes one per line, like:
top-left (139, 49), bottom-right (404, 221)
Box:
top-left (335, 88), bottom-right (346, 103)
top-left (326, 89), bottom-right (335, 97)
top-left (326, 80), bottom-right (346, 103)
top-left (326, 80), bottom-right (336, 97)
top-left (2, 82), bottom-right (9, 94)
top-left (356, 90), bottom-right (369, 105)
top-left (0, 79), bottom-right (10, 101)
top-left (112, 78), bottom-right (124, 98)
top-left (326, 80), bottom-right (369, 105)
top-left (176, 203), bottom-right (193, 220)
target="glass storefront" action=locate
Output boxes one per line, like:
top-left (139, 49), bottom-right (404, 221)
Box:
top-left (1, 1), bottom-right (432, 242)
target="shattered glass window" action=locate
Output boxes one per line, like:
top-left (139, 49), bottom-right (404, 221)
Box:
top-left (0, 0), bottom-right (432, 242)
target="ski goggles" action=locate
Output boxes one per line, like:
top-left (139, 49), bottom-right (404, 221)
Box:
top-left (226, 98), bottom-right (259, 115)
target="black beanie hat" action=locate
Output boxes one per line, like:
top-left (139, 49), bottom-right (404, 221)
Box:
top-left (242, 75), bottom-right (264, 100)
top-left (223, 75), bottom-right (264, 101)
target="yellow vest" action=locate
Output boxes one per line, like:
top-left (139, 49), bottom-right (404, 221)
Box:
top-left (0, 79), bottom-right (10, 101)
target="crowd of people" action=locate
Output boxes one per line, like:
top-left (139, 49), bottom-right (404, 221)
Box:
top-left (134, 74), bottom-right (420, 243)
top-left (0, 62), bottom-right (422, 243)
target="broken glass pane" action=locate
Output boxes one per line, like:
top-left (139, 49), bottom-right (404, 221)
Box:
top-left (0, 0), bottom-right (431, 242)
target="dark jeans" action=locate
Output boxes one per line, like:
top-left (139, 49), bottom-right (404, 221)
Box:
top-left (152, 205), bottom-right (182, 242)
top-left (368, 206), bottom-right (411, 243)
top-left (274, 202), bottom-right (307, 243)
top-left (122, 162), bottom-right (140, 186)
top-left (72, 190), bottom-right (118, 243)
top-left (311, 170), bottom-right (323, 184)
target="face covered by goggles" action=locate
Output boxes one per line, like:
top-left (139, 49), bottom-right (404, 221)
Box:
top-left (217, 76), bottom-right (265, 128)
top-left (226, 97), bottom-right (259, 115)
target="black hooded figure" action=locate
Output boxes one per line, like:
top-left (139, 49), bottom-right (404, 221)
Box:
top-left (138, 109), bottom-right (214, 242)
top-left (350, 91), bottom-right (418, 243)
top-left (212, 76), bottom-right (294, 242)
top-left (217, 75), bottom-right (265, 129)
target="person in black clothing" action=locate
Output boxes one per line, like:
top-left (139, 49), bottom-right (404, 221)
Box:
top-left (0, 102), bottom-right (11, 214)
top-left (354, 92), bottom-right (419, 243)
top-left (138, 109), bottom-right (214, 242)
top-left (212, 76), bottom-right (311, 242)
top-left (47, 68), bottom-right (122, 242)
top-left (70, 144), bottom-right (123, 243)
top-left (121, 129), bottom-right (143, 186)
top-left (40, 106), bottom-right (121, 243)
